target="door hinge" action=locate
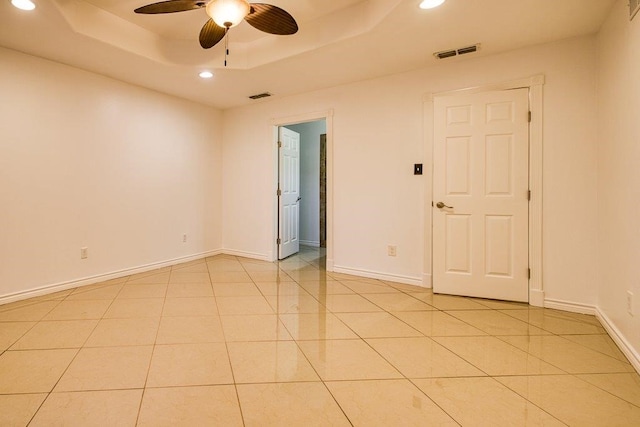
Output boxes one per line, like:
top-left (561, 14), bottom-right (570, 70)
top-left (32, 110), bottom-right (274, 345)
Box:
top-left (528, 268), bottom-right (531, 279)
top-left (527, 190), bottom-right (531, 201)
top-left (277, 238), bottom-right (281, 245)
top-left (528, 111), bottom-right (532, 122)
top-left (277, 188), bottom-right (281, 196)
top-left (278, 141), bottom-right (282, 148)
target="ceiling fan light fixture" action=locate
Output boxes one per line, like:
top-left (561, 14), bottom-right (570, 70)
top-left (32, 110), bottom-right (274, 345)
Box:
top-left (11, 0), bottom-right (36, 11)
top-left (206, 0), bottom-right (250, 28)
top-left (419, 0), bottom-right (445, 9)
top-left (199, 71), bottom-right (214, 78)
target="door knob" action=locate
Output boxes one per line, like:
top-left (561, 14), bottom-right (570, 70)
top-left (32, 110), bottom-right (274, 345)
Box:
top-left (296, 197), bottom-right (302, 202)
top-left (436, 202), bottom-right (453, 209)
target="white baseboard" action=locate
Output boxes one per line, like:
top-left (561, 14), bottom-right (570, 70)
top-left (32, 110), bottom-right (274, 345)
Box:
top-left (422, 273), bottom-right (432, 288)
top-left (0, 249), bottom-right (223, 306)
top-left (332, 265), bottom-right (423, 287)
top-left (529, 289), bottom-right (545, 307)
top-left (221, 249), bottom-right (271, 262)
top-left (543, 298), bottom-right (639, 374)
top-left (596, 308), bottom-right (640, 374)
top-left (299, 240), bottom-right (320, 247)
top-left (543, 298), bottom-right (597, 315)
top-left (326, 258), bottom-right (334, 272)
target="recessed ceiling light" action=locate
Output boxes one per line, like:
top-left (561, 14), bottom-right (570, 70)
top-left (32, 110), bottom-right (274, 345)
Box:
top-left (11, 0), bottom-right (36, 11)
top-left (419, 0), bottom-right (445, 9)
top-left (199, 71), bottom-right (214, 79)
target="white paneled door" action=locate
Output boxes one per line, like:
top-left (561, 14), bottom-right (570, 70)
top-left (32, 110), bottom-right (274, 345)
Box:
top-left (278, 127), bottom-right (301, 260)
top-left (433, 89), bottom-right (530, 302)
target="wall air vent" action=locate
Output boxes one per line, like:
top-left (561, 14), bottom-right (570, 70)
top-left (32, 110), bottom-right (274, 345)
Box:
top-left (631, 0), bottom-right (640, 20)
top-left (434, 44), bottom-right (480, 59)
top-left (248, 92), bottom-right (272, 100)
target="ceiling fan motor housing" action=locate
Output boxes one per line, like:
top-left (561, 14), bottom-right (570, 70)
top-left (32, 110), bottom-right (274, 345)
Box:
top-left (206, 0), bottom-right (251, 28)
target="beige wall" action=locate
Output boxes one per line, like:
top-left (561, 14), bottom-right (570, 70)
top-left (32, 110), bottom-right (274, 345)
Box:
top-left (0, 35), bottom-right (603, 312)
top-left (597, 0), bottom-right (640, 357)
top-left (0, 47), bottom-right (223, 300)
top-left (222, 36), bottom-right (600, 304)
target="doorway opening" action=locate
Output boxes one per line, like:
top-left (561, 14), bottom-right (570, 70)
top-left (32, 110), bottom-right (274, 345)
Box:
top-left (274, 117), bottom-right (329, 263)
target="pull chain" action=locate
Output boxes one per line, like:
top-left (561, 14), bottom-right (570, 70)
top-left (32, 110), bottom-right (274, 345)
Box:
top-left (224, 27), bottom-right (229, 67)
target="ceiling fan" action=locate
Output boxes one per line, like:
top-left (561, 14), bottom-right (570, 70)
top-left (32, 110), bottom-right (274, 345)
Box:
top-left (134, 0), bottom-right (298, 51)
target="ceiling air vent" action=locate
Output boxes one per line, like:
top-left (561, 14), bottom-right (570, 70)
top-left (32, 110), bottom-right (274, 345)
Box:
top-left (631, 0), bottom-right (640, 20)
top-left (434, 44), bottom-right (480, 59)
top-left (248, 92), bottom-right (272, 100)
top-left (435, 49), bottom-right (457, 59)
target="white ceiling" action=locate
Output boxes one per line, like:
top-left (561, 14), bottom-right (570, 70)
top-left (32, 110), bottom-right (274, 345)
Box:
top-left (0, 0), bottom-right (616, 109)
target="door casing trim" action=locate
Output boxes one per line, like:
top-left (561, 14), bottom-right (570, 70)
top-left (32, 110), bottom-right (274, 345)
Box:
top-left (270, 110), bottom-right (334, 270)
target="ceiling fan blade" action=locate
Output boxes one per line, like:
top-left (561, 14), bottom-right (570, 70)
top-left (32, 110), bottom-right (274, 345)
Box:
top-left (199, 19), bottom-right (227, 49)
top-left (134, 0), bottom-right (207, 14)
top-left (245, 3), bottom-right (298, 35)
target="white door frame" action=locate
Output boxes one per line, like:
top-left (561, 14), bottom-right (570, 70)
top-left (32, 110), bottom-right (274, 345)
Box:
top-left (423, 75), bottom-right (544, 306)
top-left (270, 109), bottom-right (335, 270)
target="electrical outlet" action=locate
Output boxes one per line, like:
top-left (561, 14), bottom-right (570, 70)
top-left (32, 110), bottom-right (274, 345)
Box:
top-left (387, 245), bottom-right (397, 257)
top-left (182, 234), bottom-right (187, 243)
top-left (627, 291), bottom-right (634, 316)
top-left (80, 247), bottom-right (88, 259)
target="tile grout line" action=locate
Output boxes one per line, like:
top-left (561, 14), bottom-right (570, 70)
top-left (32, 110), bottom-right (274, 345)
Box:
top-left (278, 252), bottom-right (355, 426)
top-left (292, 251), bottom-right (461, 425)
top-left (24, 276), bottom-right (128, 426)
top-left (133, 269), bottom-right (170, 427)
top-left (209, 254), bottom-right (247, 427)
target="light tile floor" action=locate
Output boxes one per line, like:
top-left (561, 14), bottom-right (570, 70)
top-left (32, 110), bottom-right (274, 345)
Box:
top-left (1, 246), bottom-right (640, 426)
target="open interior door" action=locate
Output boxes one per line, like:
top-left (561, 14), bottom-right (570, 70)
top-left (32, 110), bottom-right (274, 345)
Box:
top-left (278, 127), bottom-right (301, 259)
